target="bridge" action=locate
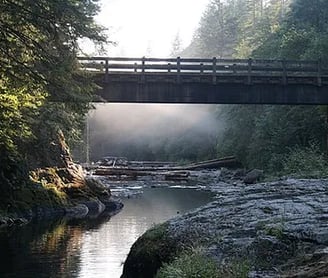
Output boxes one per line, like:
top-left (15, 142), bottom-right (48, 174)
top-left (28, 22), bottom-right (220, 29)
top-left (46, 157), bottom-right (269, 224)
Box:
top-left (78, 57), bottom-right (328, 104)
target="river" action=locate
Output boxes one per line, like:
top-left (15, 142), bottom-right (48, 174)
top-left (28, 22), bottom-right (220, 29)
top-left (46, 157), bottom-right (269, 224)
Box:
top-left (0, 186), bottom-right (213, 278)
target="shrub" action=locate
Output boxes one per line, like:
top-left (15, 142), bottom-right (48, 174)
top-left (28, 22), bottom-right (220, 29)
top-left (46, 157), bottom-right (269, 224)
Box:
top-left (282, 143), bottom-right (328, 178)
top-left (156, 247), bottom-right (250, 278)
top-left (156, 248), bottom-right (220, 278)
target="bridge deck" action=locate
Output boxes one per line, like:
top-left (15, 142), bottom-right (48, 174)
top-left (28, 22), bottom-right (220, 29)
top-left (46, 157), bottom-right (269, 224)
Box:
top-left (78, 57), bottom-right (328, 104)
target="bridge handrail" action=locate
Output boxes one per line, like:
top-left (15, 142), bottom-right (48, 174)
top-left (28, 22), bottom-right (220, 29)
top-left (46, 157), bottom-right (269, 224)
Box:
top-left (77, 57), bottom-right (325, 86)
top-left (77, 56), bottom-right (319, 64)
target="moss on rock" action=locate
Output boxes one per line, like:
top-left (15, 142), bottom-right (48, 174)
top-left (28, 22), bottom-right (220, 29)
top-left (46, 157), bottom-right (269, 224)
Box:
top-left (121, 223), bottom-right (179, 278)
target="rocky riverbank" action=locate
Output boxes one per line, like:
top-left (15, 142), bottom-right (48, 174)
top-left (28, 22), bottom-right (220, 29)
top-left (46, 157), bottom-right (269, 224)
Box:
top-left (0, 175), bottom-right (123, 229)
top-left (0, 131), bottom-right (124, 229)
top-left (122, 174), bottom-right (328, 278)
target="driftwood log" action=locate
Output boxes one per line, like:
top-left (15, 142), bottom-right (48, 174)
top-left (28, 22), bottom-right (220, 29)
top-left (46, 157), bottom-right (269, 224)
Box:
top-left (93, 156), bottom-right (241, 177)
top-left (181, 156), bottom-right (241, 170)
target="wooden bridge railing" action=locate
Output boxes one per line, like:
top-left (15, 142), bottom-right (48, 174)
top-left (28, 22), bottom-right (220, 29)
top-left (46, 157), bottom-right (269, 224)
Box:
top-left (78, 57), bottom-right (327, 86)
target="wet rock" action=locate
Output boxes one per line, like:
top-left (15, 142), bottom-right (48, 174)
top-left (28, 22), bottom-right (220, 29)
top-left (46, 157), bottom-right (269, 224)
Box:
top-left (244, 169), bottom-right (264, 184)
top-left (123, 178), bottom-right (328, 277)
top-left (86, 177), bottom-right (111, 197)
top-left (233, 168), bottom-right (247, 178)
top-left (81, 199), bottom-right (106, 216)
top-left (65, 204), bottom-right (89, 218)
top-left (100, 197), bottom-right (124, 212)
top-left (32, 206), bottom-right (66, 219)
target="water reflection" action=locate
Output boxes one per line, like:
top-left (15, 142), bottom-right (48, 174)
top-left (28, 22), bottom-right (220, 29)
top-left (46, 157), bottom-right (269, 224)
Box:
top-left (0, 187), bottom-right (213, 278)
top-left (0, 219), bottom-right (83, 278)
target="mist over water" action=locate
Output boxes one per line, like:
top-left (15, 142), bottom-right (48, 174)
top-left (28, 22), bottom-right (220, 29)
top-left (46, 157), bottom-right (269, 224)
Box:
top-left (87, 104), bottom-right (223, 162)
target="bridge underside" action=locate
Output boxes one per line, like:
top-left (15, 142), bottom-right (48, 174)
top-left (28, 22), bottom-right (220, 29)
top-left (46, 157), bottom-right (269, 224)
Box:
top-left (95, 80), bottom-right (328, 105)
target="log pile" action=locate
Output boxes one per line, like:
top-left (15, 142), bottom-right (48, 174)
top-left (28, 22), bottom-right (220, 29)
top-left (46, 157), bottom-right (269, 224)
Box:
top-left (93, 156), bottom-right (241, 180)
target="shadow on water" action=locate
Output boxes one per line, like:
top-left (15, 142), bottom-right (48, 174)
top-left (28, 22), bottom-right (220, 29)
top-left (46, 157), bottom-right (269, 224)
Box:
top-left (0, 187), bottom-right (214, 278)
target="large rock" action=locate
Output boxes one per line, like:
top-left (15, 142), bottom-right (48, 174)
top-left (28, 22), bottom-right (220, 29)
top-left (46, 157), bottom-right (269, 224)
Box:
top-left (244, 169), bottom-right (264, 184)
top-left (65, 204), bottom-right (89, 218)
top-left (81, 199), bottom-right (106, 216)
top-left (122, 178), bottom-right (328, 277)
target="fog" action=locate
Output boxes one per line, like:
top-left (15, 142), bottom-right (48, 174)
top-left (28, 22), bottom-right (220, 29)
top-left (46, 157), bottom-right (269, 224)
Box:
top-left (87, 104), bottom-right (223, 162)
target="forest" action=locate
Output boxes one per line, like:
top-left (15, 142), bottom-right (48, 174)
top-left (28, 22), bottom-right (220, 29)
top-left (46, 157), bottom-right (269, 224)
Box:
top-left (86, 0), bottom-right (328, 178)
top-left (1, 0), bottom-right (328, 201)
top-left (190, 0), bottom-right (328, 176)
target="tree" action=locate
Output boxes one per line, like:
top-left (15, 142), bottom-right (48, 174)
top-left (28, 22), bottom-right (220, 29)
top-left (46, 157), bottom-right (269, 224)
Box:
top-left (0, 0), bottom-right (107, 187)
top-left (182, 0), bottom-right (328, 173)
top-left (170, 32), bottom-right (182, 57)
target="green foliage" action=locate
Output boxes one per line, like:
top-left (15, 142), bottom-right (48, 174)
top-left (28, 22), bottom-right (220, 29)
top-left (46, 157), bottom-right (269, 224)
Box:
top-left (264, 225), bottom-right (285, 240)
top-left (0, 79), bottom-right (45, 152)
top-left (216, 105), bottom-right (263, 166)
top-left (217, 105), bottom-right (327, 173)
top-left (183, 0), bottom-right (290, 58)
top-left (282, 143), bottom-right (328, 178)
top-left (156, 248), bottom-right (220, 278)
top-left (0, 179), bottom-right (68, 215)
top-left (156, 247), bottom-right (250, 278)
top-left (0, 0), bottom-right (106, 189)
top-left (215, 106), bottom-right (327, 174)
top-left (247, 106), bottom-right (326, 171)
top-left (186, 0), bottom-right (328, 173)
top-left (183, 0), bottom-right (242, 57)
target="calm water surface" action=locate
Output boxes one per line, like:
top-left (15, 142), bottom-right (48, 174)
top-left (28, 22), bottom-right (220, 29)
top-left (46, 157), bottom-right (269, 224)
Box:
top-left (0, 187), bottom-right (213, 278)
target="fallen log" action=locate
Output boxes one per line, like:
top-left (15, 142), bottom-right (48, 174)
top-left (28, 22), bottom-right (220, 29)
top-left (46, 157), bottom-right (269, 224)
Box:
top-left (93, 156), bottom-right (241, 177)
top-left (94, 168), bottom-right (191, 182)
top-left (128, 161), bottom-right (177, 168)
top-left (164, 171), bottom-right (190, 181)
top-left (94, 168), bottom-right (153, 176)
top-left (182, 156), bottom-right (242, 170)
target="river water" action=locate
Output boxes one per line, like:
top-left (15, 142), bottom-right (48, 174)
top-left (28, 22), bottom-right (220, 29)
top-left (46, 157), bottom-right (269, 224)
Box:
top-left (0, 186), bottom-right (213, 278)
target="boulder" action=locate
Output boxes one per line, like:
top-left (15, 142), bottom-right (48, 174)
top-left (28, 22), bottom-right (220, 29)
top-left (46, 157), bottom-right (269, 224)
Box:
top-left (65, 204), bottom-right (89, 218)
top-left (244, 169), bottom-right (264, 184)
top-left (123, 178), bottom-right (328, 277)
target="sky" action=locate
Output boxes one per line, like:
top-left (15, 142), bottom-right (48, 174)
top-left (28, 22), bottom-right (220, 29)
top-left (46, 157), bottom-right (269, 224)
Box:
top-left (83, 0), bottom-right (209, 57)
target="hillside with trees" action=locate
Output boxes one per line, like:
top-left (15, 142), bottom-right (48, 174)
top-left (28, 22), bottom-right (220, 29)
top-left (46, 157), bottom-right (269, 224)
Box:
top-left (182, 0), bottom-right (328, 176)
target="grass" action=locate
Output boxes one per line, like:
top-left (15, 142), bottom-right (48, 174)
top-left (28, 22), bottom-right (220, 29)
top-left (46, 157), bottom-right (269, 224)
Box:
top-left (156, 247), bottom-right (250, 278)
top-left (156, 247), bottom-right (219, 278)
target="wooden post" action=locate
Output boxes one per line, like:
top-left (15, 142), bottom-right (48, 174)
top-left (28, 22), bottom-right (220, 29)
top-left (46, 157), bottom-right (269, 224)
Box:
top-left (247, 58), bottom-right (252, 85)
top-left (134, 62), bottom-right (138, 73)
top-left (232, 63), bottom-right (237, 74)
top-left (141, 56), bottom-right (145, 83)
top-left (282, 59), bottom-right (287, 85)
top-left (317, 59), bottom-right (322, 86)
top-left (212, 57), bottom-right (217, 85)
top-left (141, 57), bottom-right (145, 73)
top-left (105, 58), bottom-right (109, 82)
top-left (177, 56), bottom-right (181, 83)
top-left (200, 63), bottom-right (204, 74)
top-left (168, 63), bottom-right (171, 73)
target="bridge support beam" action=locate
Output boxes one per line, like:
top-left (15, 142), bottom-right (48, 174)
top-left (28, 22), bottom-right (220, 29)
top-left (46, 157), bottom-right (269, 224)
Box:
top-left (95, 81), bottom-right (328, 105)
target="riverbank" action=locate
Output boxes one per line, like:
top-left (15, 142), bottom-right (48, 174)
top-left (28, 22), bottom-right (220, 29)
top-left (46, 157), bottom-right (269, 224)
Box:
top-left (0, 172), bottom-right (123, 229)
top-left (122, 173), bottom-right (328, 278)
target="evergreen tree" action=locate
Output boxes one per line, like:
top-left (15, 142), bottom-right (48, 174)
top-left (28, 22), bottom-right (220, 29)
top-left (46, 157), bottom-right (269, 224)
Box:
top-left (0, 0), bottom-right (107, 187)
